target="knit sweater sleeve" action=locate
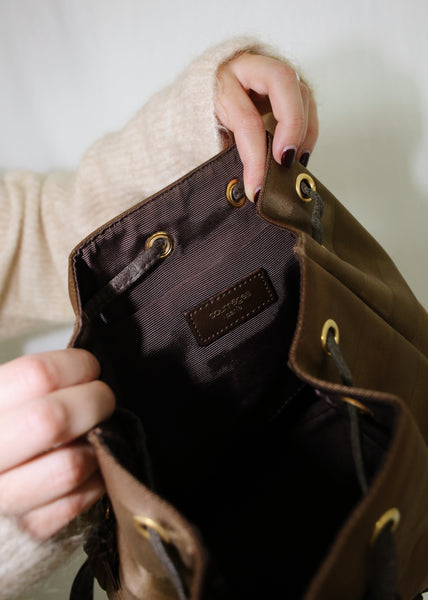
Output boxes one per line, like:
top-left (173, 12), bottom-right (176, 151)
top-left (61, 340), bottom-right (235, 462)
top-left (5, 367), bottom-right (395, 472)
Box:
top-left (0, 36), bottom-right (294, 599)
top-left (0, 36), bottom-right (283, 341)
top-left (0, 516), bottom-right (84, 600)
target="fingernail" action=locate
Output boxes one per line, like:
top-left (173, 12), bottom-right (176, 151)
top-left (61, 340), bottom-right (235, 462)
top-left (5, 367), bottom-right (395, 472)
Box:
top-left (300, 151), bottom-right (310, 167)
top-left (253, 185), bottom-right (262, 204)
top-left (281, 146), bottom-right (296, 168)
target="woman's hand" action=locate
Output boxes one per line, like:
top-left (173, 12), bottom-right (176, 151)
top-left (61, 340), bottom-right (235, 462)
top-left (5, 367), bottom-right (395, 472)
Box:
top-left (0, 348), bottom-right (115, 540)
top-left (215, 52), bottom-right (319, 202)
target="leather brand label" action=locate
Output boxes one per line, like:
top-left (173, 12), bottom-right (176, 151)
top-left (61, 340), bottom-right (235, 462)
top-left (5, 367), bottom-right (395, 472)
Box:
top-left (184, 268), bottom-right (277, 346)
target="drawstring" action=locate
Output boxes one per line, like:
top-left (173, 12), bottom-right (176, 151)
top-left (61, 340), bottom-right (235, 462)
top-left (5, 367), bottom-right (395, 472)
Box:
top-left (149, 530), bottom-right (189, 600)
top-left (325, 321), bottom-right (399, 599)
top-left (326, 328), bottom-right (368, 494)
top-left (300, 179), bottom-right (324, 245)
top-left (325, 329), bottom-right (354, 387)
top-left (306, 180), bottom-right (400, 598)
top-left (302, 179), bottom-right (369, 495)
top-left (69, 560), bottom-right (95, 599)
top-left (83, 237), bottom-right (166, 320)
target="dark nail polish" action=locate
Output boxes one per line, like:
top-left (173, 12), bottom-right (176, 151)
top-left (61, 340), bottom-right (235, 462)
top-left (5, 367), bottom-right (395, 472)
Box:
top-left (300, 151), bottom-right (310, 167)
top-left (281, 147), bottom-right (296, 168)
top-left (254, 186), bottom-right (262, 204)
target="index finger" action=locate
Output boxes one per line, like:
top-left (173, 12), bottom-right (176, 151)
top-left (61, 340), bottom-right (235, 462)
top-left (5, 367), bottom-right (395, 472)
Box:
top-left (231, 55), bottom-right (308, 163)
top-left (0, 349), bottom-right (101, 412)
top-left (0, 378), bottom-right (115, 472)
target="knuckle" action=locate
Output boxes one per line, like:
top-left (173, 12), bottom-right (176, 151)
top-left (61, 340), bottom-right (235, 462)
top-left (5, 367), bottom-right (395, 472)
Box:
top-left (61, 485), bottom-right (102, 525)
top-left (18, 355), bottom-right (59, 395)
top-left (55, 450), bottom-right (90, 492)
top-left (287, 113), bottom-right (307, 135)
top-left (18, 511), bottom-right (63, 541)
top-left (55, 497), bottom-right (86, 528)
top-left (274, 62), bottom-right (299, 83)
top-left (26, 398), bottom-right (68, 446)
top-left (66, 494), bottom-right (89, 518)
top-left (236, 108), bottom-right (264, 135)
top-left (16, 509), bottom-right (55, 541)
top-left (16, 513), bottom-right (42, 539)
top-left (17, 495), bottom-right (91, 541)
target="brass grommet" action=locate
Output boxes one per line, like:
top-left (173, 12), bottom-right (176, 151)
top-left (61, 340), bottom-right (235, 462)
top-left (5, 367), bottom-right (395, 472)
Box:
top-left (296, 173), bottom-right (317, 202)
top-left (321, 319), bottom-right (339, 355)
top-left (226, 178), bottom-right (246, 208)
top-left (145, 231), bottom-right (174, 258)
top-left (370, 508), bottom-right (401, 545)
top-left (133, 516), bottom-right (171, 544)
top-left (340, 396), bottom-right (374, 417)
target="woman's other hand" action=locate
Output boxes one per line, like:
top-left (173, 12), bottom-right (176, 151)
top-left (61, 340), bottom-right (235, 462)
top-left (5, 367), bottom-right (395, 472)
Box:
top-left (0, 348), bottom-right (115, 540)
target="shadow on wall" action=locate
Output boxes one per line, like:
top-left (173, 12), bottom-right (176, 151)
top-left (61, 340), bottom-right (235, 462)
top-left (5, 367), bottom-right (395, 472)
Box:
top-left (307, 43), bottom-right (428, 309)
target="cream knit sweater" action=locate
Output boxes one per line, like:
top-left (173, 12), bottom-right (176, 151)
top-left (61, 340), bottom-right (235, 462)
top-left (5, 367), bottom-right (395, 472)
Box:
top-left (0, 36), bottom-right (295, 599)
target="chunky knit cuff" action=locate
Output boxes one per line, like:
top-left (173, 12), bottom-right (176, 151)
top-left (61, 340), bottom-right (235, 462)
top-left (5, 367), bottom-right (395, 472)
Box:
top-left (0, 515), bottom-right (84, 600)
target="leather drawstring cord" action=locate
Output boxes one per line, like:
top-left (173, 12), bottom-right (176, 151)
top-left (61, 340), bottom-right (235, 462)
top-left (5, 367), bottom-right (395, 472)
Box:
top-left (149, 530), bottom-right (189, 600)
top-left (303, 178), bottom-right (370, 496)
top-left (325, 329), bottom-right (400, 600)
top-left (310, 181), bottom-right (401, 599)
top-left (300, 179), bottom-right (324, 245)
top-left (326, 328), bottom-right (368, 494)
top-left (83, 237), bottom-right (165, 320)
top-left (307, 182), bottom-right (371, 496)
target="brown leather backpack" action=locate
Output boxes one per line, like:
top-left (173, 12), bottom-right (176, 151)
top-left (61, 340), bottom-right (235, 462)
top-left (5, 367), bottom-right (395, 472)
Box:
top-left (69, 133), bottom-right (428, 600)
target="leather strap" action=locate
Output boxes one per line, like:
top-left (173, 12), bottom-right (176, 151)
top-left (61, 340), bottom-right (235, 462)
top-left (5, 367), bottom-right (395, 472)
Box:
top-left (70, 560), bottom-right (94, 600)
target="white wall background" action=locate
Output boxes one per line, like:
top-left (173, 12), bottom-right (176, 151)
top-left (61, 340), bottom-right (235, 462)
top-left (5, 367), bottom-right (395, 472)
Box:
top-left (0, 0), bottom-right (427, 598)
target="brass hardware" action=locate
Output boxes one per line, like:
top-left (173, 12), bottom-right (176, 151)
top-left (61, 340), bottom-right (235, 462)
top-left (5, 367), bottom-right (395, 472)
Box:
top-left (321, 319), bottom-right (339, 355)
top-left (370, 508), bottom-right (401, 545)
top-left (103, 496), bottom-right (112, 520)
top-left (133, 515), bottom-right (171, 544)
top-left (145, 232), bottom-right (174, 258)
top-left (340, 396), bottom-right (374, 417)
top-left (226, 178), bottom-right (246, 208)
top-left (296, 173), bottom-right (316, 202)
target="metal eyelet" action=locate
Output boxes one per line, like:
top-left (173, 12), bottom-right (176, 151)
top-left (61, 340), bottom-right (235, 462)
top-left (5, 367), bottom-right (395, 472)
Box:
top-left (370, 508), bottom-right (401, 545)
top-left (321, 319), bottom-right (339, 355)
top-left (145, 231), bottom-right (174, 258)
top-left (226, 178), bottom-right (246, 208)
top-left (339, 395), bottom-right (374, 417)
top-left (296, 173), bottom-right (317, 202)
top-left (133, 515), bottom-right (171, 544)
